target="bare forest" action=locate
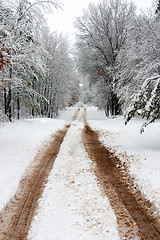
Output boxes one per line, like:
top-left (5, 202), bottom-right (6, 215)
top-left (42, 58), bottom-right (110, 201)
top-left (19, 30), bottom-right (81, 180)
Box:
top-left (0, 0), bottom-right (80, 122)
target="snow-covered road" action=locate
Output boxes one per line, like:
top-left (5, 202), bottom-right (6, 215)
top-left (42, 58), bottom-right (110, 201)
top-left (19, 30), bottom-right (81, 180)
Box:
top-left (0, 106), bottom-right (160, 239)
top-left (28, 121), bottom-right (120, 240)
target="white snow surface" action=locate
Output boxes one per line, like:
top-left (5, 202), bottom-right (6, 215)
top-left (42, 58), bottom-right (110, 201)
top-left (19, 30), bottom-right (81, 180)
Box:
top-left (0, 107), bottom-right (76, 211)
top-left (28, 121), bottom-right (120, 240)
top-left (0, 106), bottom-right (160, 239)
top-left (0, 117), bottom-right (66, 211)
top-left (87, 106), bottom-right (160, 215)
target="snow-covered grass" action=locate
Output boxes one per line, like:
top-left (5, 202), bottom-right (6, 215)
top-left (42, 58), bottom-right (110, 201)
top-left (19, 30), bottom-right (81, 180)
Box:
top-left (87, 106), bottom-right (160, 215)
top-left (58, 106), bottom-right (78, 121)
top-left (0, 118), bottom-right (66, 211)
top-left (28, 121), bottom-right (120, 240)
top-left (0, 107), bottom-right (81, 211)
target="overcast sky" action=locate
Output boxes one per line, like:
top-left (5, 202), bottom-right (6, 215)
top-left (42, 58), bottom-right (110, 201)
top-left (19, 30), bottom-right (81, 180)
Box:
top-left (47, 0), bottom-right (154, 42)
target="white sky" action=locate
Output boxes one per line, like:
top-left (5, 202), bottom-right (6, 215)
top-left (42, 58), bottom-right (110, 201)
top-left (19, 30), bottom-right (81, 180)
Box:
top-left (47, 0), bottom-right (154, 42)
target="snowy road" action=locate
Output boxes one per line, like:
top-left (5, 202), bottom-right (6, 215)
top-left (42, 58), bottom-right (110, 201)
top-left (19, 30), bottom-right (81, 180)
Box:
top-left (0, 107), bottom-right (160, 239)
top-left (28, 119), bottom-right (120, 240)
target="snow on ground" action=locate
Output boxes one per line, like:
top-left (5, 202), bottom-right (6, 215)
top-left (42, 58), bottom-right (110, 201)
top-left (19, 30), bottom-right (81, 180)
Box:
top-left (0, 107), bottom-right (80, 211)
top-left (0, 117), bottom-right (67, 211)
top-left (58, 106), bottom-right (78, 121)
top-left (0, 105), bottom-right (160, 239)
top-left (28, 121), bottom-right (120, 240)
top-left (87, 106), bottom-right (160, 215)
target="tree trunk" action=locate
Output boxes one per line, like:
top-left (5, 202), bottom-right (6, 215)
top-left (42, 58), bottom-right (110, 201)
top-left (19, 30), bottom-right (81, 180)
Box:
top-left (32, 108), bottom-right (35, 117)
top-left (110, 92), bottom-right (120, 116)
top-left (8, 67), bottom-right (12, 122)
top-left (111, 93), bottom-right (114, 116)
top-left (8, 86), bottom-right (12, 122)
top-left (17, 94), bottom-right (20, 119)
top-left (105, 103), bottom-right (109, 117)
top-left (55, 103), bottom-right (59, 118)
top-left (4, 87), bottom-right (7, 115)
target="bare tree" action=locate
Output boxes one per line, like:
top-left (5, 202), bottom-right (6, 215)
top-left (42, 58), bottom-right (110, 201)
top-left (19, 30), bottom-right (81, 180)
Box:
top-left (75, 0), bottom-right (135, 116)
top-left (0, 0), bottom-right (79, 121)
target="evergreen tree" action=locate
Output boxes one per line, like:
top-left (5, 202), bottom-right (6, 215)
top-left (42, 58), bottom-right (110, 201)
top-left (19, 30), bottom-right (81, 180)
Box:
top-left (125, 75), bottom-right (160, 133)
top-left (156, 0), bottom-right (160, 13)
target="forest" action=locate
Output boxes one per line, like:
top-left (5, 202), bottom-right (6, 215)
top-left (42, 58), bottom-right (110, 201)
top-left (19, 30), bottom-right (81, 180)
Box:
top-left (0, 0), bottom-right (80, 121)
top-left (75, 0), bottom-right (160, 132)
top-left (0, 1), bottom-right (160, 238)
top-left (0, 0), bottom-right (160, 132)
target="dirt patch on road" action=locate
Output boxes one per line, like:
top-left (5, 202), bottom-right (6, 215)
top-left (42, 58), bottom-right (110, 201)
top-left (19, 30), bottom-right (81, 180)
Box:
top-left (83, 124), bottom-right (160, 239)
top-left (72, 108), bottom-right (80, 121)
top-left (0, 125), bottom-right (70, 240)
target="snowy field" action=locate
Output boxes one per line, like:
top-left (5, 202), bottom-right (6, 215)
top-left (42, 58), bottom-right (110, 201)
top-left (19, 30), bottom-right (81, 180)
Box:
top-left (0, 106), bottom-right (160, 239)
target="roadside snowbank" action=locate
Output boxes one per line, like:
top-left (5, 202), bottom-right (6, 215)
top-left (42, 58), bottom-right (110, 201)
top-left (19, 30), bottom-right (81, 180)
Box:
top-left (28, 121), bottom-right (120, 240)
top-left (0, 118), bottom-right (66, 211)
top-left (87, 106), bottom-right (160, 214)
top-left (0, 107), bottom-right (80, 211)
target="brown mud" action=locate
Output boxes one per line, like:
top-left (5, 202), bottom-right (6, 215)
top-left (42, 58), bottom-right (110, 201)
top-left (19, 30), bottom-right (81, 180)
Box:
top-left (72, 107), bottom-right (80, 121)
top-left (83, 122), bottom-right (160, 239)
top-left (0, 124), bottom-right (70, 240)
top-left (1, 106), bottom-right (160, 240)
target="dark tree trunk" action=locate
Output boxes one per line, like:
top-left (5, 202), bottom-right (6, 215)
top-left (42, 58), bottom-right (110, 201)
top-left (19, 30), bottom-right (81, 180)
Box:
top-left (111, 92), bottom-right (120, 116)
top-left (8, 86), bottom-right (12, 122)
top-left (4, 87), bottom-right (7, 115)
top-left (105, 103), bottom-right (109, 117)
top-left (111, 93), bottom-right (114, 116)
top-left (55, 103), bottom-right (59, 118)
top-left (17, 94), bottom-right (20, 119)
top-left (7, 67), bottom-right (12, 122)
top-left (32, 108), bottom-right (34, 117)
top-left (105, 92), bottom-right (120, 118)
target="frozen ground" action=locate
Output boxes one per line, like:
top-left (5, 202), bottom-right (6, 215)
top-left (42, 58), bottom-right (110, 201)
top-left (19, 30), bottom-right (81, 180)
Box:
top-left (0, 118), bottom-right (67, 211)
top-left (0, 106), bottom-right (160, 239)
top-left (0, 107), bottom-right (77, 211)
top-left (28, 121), bottom-right (120, 240)
top-left (87, 106), bottom-right (160, 215)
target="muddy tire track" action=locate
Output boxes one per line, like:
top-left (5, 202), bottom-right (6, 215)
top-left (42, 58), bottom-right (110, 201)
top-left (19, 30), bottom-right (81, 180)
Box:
top-left (72, 107), bottom-right (80, 121)
top-left (0, 124), bottom-right (70, 240)
top-left (83, 123), bottom-right (160, 239)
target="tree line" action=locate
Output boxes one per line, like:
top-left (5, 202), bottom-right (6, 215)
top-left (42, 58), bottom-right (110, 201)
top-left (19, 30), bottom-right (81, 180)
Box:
top-left (0, 0), bottom-right (79, 122)
top-left (75, 0), bottom-right (160, 131)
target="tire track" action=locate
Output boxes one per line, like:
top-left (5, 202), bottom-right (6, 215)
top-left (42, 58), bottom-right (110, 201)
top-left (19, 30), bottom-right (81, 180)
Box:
top-left (28, 114), bottom-right (120, 240)
top-left (83, 120), bottom-right (160, 239)
top-left (72, 107), bottom-right (80, 121)
top-left (0, 119), bottom-right (73, 240)
top-left (1, 106), bottom-right (159, 239)
top-left (0, 107), bottom-right (81, 240)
